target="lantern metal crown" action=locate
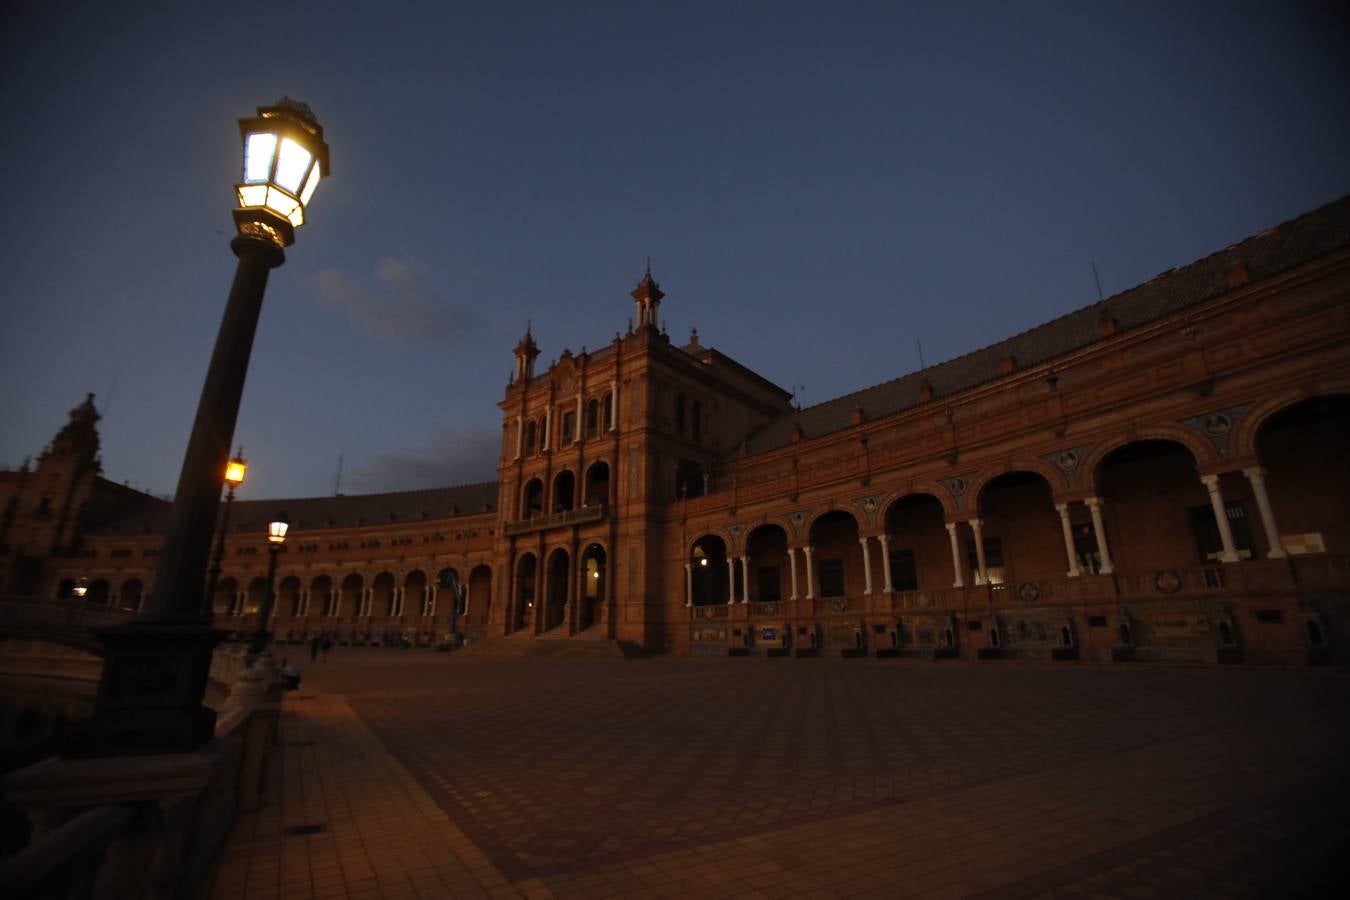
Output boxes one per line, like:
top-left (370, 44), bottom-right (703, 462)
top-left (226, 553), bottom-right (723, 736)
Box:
top-left (234, 98), bottom-right (330, 248)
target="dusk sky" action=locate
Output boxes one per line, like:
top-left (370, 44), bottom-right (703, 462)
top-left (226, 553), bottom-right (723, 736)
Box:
top-left (2, 2), bottom-right (1347, 502)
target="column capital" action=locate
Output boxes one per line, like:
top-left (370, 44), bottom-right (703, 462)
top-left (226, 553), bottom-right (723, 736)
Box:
top-left (1054, 501), bottom-right (1071, 514)
top-left (1199, 473), bottom-right (1221, 489)
top-left (968, 518), bottom-right (983, 529)
top-left (945, 521), bottom-right (960, 535)
top-left (858, 536), bottom-right (871, 545)
top-left (1084, 496), bottom-right (1104, 509)
top-left (877, 533), bottom-right (890, 545)
top-left (1242, 466), bottom-right (1267, 482)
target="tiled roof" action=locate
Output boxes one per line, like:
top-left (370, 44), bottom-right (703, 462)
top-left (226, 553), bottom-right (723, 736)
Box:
top-left (88, 481), bottom-right (499, 536)
top-left (740, 195), bottom-right (1350, 456)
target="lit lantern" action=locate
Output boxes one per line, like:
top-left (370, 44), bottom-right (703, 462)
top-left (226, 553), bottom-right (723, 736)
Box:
top-left (267, 513), bottom-right (290, 545)
top-left (234, 99), bottom-right (330, 247)
top-left (224, 450), bottom-right (247, 487)
top-left (72, 578), bottom-right (89, 599)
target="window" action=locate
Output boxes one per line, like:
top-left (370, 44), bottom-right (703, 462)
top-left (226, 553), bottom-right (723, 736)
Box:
top-left (889, 548), bottom-right (918, 591)
top-left (603, 393), bottom-right (613, 431)
top-left (818, 559), bottom-right (845, 598)
top-left (524, 420), bottom-right (537, 456)
top-left (562, 411), bottom-right (576, 445)
top-left (675, 394), bottom-right (686, 434)
top-left (584, 400), bottom-right (599, 438)
top-left (965, 536), bottom-right (1004, 582)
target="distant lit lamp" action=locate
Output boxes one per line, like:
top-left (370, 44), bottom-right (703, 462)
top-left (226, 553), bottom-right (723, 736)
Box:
top-left (72, 578), bottom-right (89, 599)
top-left (204, 448), bottom-right (247, 614)
top-left (249, 512), bottom-right (290, 657)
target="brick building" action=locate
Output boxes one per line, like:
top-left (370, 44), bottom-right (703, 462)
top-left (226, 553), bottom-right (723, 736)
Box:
top-left (4, 197), bottom-right (1349, 664)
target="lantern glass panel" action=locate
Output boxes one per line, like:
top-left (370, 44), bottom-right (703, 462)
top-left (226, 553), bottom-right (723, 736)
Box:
top-left (264, 186), bottom-right (299, 219)
top-left (244, 133), bottom-right (278, 183)
top-left (299, 163), bottom-right (321, 206)
top-left (268, 519), bottom-right (289, 543)
top-left (274, 137), bottom-right (313, 193)
top-left (237, 184), bottom-right (267, 208)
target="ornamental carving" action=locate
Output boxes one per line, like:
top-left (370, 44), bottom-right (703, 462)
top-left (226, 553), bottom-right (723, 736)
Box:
top-left (1042, 444), bottom-right (1091, 487)
top-left (853, 493), bottom-right (885, 526)
top-left (1017, 581), bottom-right (1041, 603)
top-left (1180, 404), bottom-right (1248, 456)
top-left (938, 474), bottom-right (976, 509)
top-left (829, 597), bottom-right (848, 613)
top-left (787, 511), bottom-right (807, 536)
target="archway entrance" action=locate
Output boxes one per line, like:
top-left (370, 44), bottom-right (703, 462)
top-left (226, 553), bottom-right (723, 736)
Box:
top-left (690, 535), bottom-right (729, 605)
top-left (545, 549), bottom-right (570, 631)
top-left (580, 545), bottom-right (606, 630)
top-left (514, 554), bottom-right (537, 632)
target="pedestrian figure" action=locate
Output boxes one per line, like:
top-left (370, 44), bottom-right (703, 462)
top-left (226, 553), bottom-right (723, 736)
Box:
top-left (321, 636), bottom-right (332, 662)
top-left (309, 634), bottom-right (320, 661)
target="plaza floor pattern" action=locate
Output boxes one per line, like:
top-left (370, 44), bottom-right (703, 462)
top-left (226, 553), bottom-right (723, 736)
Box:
top-left (208, 652), bottom-right (1350, 899)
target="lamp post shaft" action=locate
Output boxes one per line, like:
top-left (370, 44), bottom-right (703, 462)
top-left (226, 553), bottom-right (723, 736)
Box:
top-left (141, 237), bottom-right (283, 623)
top-left (251, 545), bottom-right (281, 656)
top-left (203, 484), bottom-right (237, 617)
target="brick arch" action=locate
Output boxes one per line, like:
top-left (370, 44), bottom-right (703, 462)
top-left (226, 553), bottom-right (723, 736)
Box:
top-left (743, 516), bottom-right (794, 549)
top-left (686, 529), bottom-right (734, 558)
top-left (1233, 380), bottom-right (1350, 461)
top-left (1080, 425), bottom-right (1218, 492)
top-left (965, 459), bottom-right (1064, 511)
top-left (803, 505), bottom-right (863, 540)
top-left (877, 483), bottom-right (958, 523)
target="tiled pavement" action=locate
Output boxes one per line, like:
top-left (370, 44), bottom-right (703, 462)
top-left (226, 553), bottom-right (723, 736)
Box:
top-left (207, 653), bottom-right (1350, 898)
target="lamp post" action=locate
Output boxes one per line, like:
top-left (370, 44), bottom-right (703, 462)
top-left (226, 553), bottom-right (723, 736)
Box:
top-left (204, 449), bottom-right (247, 616)
top-left (64, 100), bottom-right (330, 758)
top-left (249, 513), bottom-right (289, 658)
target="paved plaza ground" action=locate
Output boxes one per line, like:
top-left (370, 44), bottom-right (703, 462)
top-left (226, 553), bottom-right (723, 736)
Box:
top-left (208, 651), bottom-right (1350, 899)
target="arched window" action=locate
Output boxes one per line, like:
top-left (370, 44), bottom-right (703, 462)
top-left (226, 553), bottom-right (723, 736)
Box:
top-left (522, 479), bottom-right (544, 517)
top-left (603, 393), bottom-right (613, 431)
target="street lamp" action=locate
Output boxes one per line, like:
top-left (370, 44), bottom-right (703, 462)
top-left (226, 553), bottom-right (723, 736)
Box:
top-left (204, 448), bottom-right (247, 615)
top-left (64, 100), bottom-right (329, 758)
top-left (248, 513), bottom-right (290, 658)
top-left (72, 578), bottom-right (89, 599)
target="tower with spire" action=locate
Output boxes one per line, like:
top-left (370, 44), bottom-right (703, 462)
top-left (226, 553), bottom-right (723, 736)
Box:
top-left (513, 324), bottom-right (540, 382)
top-left (631, 260), bottom-right (664, 330)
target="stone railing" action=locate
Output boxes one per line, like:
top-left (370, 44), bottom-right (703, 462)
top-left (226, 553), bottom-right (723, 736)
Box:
top-left (0, 655), bottom-right (284, 900)
top-left (502, 503), bottom-right (605, 536)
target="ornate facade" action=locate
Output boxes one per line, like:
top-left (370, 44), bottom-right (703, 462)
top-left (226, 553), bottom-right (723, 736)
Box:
top-left (4, 198), bottom-right (1350, 664)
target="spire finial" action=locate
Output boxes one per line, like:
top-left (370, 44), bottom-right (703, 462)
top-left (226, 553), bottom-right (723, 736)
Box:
top-left (645, 256), bottom-right (651, 278)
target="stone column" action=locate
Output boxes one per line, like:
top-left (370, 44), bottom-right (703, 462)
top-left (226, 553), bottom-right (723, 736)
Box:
top-left (859, 536), bottom-right (874, 595)
top-left (878, 533), bottom-right (894, 593)
top-left (1084, 497), bottom-right (1117, 574)
top-left (514, 415), bottom-right (523, 459)
top-left (803, 545), bottom-right (816, 600)
top-left (787, 547), bottom-right (799, 600)
top-left (969, 519), bottom-right (988, 584)
top-left (610, 379), bottom-right (619, 432)
top-left (1200, 475), bottom-right (1241, 563)
top-left (428, 584), bottom-right (438, 616)
top-left (1243, 467), bottom-right (1287, 559)
top-left (1055, 502), bottom-right (1082, 577)
top-left (726, 557), bottom-right (736, 605)
top-left (684, 562), bottom-right (692, 607)
top-left (576, 394), bottom-right (583, 442)
top-left (543, 404), bottom-right (552, 451)
top-left (740, 556), bottom-right (750, 603)
top-left (945, 522), bottom-right (965, 588)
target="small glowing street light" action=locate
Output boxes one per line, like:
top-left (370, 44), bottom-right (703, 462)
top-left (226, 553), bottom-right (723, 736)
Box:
top-left (72, 578), bottom-right (89, 599)
top-left (250, 512), bottom-right (291, 657)
top-left (204, 448), bottom-right (248, 615)
top-left (224, 452), bottom-right (248, 487)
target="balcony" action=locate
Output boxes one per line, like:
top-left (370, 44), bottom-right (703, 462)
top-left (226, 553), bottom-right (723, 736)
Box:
top-left (503, 504), bottom-right (606, 536)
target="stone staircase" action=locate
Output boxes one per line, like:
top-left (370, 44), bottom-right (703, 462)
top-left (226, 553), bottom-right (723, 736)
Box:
top-left (458, 628), bottom-right (647, 659)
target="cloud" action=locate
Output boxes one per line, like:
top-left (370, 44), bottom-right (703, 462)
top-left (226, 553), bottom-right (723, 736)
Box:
top-left (347, 425), bottom-right (500, 492)
top-left (308, 257), bottom-right (482, 345)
